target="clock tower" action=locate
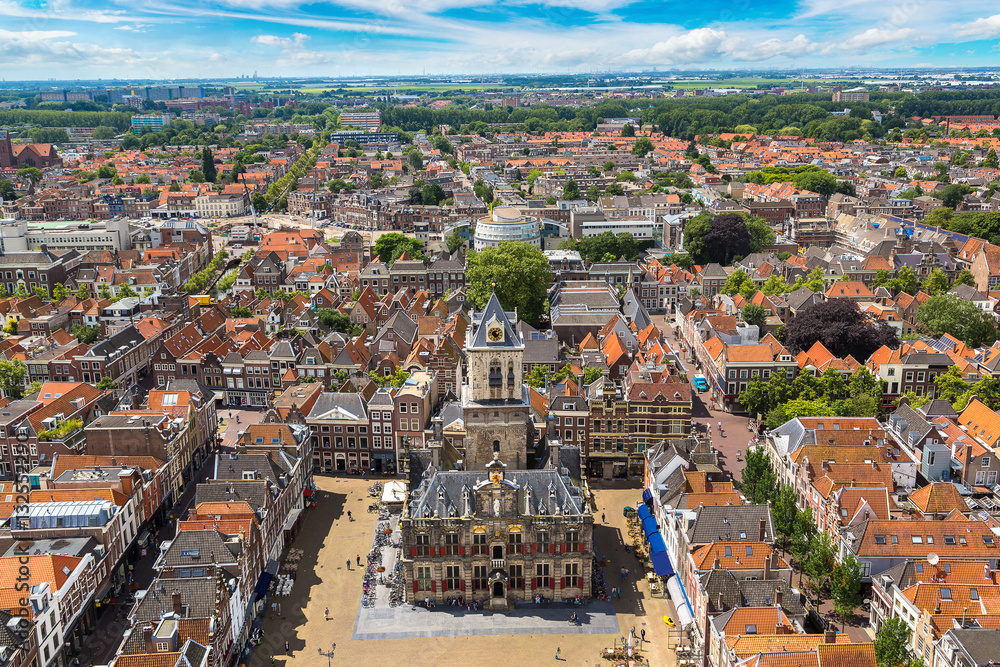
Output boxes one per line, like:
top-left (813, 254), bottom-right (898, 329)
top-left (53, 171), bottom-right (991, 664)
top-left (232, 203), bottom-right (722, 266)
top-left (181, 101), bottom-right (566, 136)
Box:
top-left (462, 292), bottom-right (533, 470)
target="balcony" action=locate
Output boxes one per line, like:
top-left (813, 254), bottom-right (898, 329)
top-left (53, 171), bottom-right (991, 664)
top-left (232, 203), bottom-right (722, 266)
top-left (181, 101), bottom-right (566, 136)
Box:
top-left (491, 558), bottom-right (505, 571)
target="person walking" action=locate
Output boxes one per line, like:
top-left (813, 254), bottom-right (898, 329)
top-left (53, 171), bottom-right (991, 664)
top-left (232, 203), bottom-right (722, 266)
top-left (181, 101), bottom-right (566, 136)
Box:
top-left (555, 646), bottom-right (561, 660)
top-left (356, 555), bottom-right (361, 566)
top-left (601, 512), bottom-right (606, 523)
top-left (346, 559), bottom-right (351, 570)
top-left (620, 567), bottom-right (625, 579)
top-left (641, 628), bottom-right (646, 642)
top-left (324, 607), bottom-right (329, 620)
top-left (284, 641), bottom-right (289, 655)
top-left (625, 568), bottom-right (630, 579)
top-left (347, 510), bottom-right (352, 521)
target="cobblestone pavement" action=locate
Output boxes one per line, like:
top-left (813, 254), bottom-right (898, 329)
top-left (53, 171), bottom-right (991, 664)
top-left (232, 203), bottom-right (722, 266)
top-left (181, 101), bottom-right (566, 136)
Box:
top-left (252, 477), bottom-right (676, 666)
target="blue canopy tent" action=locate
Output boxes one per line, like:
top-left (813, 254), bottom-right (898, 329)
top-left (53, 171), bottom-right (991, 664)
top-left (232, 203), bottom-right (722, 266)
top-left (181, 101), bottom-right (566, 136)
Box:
top-left (642, 488), bottom-right (654, 507)
top-left (642, 515), bottom-right (659, 539)
top-left (647, 532), bottom-right (674, 577)
top-left (636, 504), bottom-right (652, 522)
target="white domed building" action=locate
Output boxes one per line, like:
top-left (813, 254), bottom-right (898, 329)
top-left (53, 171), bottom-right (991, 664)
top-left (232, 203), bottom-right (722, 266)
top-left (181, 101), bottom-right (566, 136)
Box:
top-left (473, 206), bottom-right (541, 252)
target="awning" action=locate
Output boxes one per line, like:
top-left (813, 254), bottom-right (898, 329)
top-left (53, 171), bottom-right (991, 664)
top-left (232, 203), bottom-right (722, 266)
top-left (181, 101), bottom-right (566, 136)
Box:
top-left (666, 575), bottom-right (695, 629)
top-left (303, 488), bottom-right (314, 497)
top-left (642, 488), bottom-right (653, 505)
top-left (254, 560), bottom-right (280, 601)
top-left (650, 549), bottom-right (674, 577)
top-left (642, 515), bottom-right (659, 539)
top-left (282, 508), bottom-right (303, 532)
top-left (637, 504), bottom-right (652, 523)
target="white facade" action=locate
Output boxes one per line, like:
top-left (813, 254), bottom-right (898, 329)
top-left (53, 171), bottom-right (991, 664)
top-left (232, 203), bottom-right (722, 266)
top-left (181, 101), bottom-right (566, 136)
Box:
top-left (195, 193), bottom-right (248, 219)
top-left (473, 207), bottom-right (541, 251)
top-left (578, 215), bottom-right (656, 239)
top-left (0, 219), bottom-right (132, 253)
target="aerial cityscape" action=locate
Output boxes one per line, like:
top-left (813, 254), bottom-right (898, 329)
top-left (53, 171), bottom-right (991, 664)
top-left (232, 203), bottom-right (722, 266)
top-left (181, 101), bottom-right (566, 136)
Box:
top-left (7, 2), bottom-right (1000, 667)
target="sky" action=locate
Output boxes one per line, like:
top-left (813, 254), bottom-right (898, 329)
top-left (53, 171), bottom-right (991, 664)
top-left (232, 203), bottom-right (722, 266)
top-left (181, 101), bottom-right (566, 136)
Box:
top-left (4, 0), bottom-right (1000, 79)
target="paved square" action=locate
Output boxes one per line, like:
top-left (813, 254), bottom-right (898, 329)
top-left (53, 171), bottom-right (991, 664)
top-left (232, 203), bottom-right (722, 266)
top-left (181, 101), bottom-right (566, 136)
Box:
top-left (251, 477), bottom-right (681, 667)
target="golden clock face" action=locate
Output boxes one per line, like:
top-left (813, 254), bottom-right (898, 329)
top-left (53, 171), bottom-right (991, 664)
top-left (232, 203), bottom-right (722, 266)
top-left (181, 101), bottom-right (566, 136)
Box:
top-left (488, 327), bottom-right (503, 342)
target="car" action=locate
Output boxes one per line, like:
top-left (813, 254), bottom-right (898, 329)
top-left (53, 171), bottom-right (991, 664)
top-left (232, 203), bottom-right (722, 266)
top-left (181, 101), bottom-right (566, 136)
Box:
top-left (663, 615), bottom-right (675, 627)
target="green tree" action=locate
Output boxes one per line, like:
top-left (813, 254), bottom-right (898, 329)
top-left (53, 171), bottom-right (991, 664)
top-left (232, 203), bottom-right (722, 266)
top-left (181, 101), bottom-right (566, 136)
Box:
top-left (940, 183), bottom-right (972, 209)
top-left (892, 166), bottom-right (908, 178)
top-left (953, 268), bottom-right (976, 288)
top-left (583, 367), bottom-right (602, 385)
top-left (562, 179), bottom-right (580, 200)
top-left (888, 266), bottom-right (918, 296)
top-left (723, 270), bottom-right (753, 296)
top-left (632, 137), bottom-right (654, 156)
top-left (369, 366), bottom-right (410, 388)
top-left (741, 302), bottom-right (766, 328)
top-left (820, 367), bottom-right (847, 401)
top-left (620, 123), bottom-right (635, 137)
top-left (922, 268), bottom-right (950, 295)
top-left (524, 365), bottom-right (549, 388)
top-left (771, 485), bottom-right (801, 553)
top-left (75, 284), bottom-right (90, 300)
top-left (33, 286), bottom-right (49, 301)
top-left (473, 179), bottom-right (494, 204)
top-left (918, 293), bottom-right (999, 348)
top-left (91, 126), bottom-right (116, 140)
top-left (984, 148), bottom-right (999, 169)
top-left (801, 530), bottom-right (837, 601)
top-left (447, 231), bottom-right (464, 254)
top-left (317, 309), bottom-right (359, 335)
top-left (874, 617), bottom-right (914, 667)
top-left (791, 266), bottom-right (826, 293)
top-left (738, 377), bottom-right (770, 417)
top-left (0, 179), bottom-right (15, 201)
top-left (830, 554), bottom-right (864, 628)
top-left (51, 283), bottom-right (68, 302)
top-left (13, 285), bottom-right (27, 300)
top-left (373, 232), bottom-right (425, 265)
top-left (230, 306), bottom-right (252, 318)
top-left (761, 274), bottom-right (790, 295)
top-left (738, 446), bottom-right (777, 505)
top-left (0, 359), bottom-right (27, 399)
top-left (17, 167), bottom-right (42, 186)
top-left (96, 377), bottom-right (118, 391)
top-left (188, 169), bottom-right (205, 184)
top-left (466, 241), bottom-right (552, 327)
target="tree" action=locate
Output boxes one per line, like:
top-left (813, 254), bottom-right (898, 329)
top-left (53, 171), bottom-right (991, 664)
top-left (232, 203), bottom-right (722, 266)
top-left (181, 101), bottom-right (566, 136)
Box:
top-left (985, 148), bottom-right (999, 169)
top-left (187, 169), bottom-right (205, 184)
top-left (761, 274), bottom-right (790, 295)
top-left (121, 135), bottom-right (141, 150)
top-left (723, 270), bottom-right (753, 296)
top-left (741, 303), bottom-right (766, 328)
top-left (874, 617), bottom-right (914, 667)
top-left (473, 179), bottom-right (494, 204)
top-left (407, 150), bottom-right (423, 171)
top-left (632, 137), bottom-right (654, 156)
top-left (918, 293), bottom-right (999, 348)
top-left (745, 216), bottom-right (776, 254)
top-left (940, 183), bottom-right (972, 209)
top-left (70, 324), bottom-right (100, 344)
top-left (953, 268), bottom-right (976, 288)
top-left (771, 485), bottom-right (801, 552)
top-left (738, 377), bottom-right (770, 417)
top-left (373, 232), bottom-right (424, 265)
top-left (317, 309), bottom-right (359, 335)
top-left (562, 179), bottom-right (580, 200)
top-left (583, 367), bottom-right (602, 385)
top-left (17, 167), bottom-right (42, 188)
top-left (231, 306), bottom-right (252, 318)
top-left (922, 268), bottom-right (950, 295)
top-left (934, 365), bottom-right (971, 408)
top-left (369, 366), bottom-right (410, 388)
top-left (0, 359), bottom-right (27, 399)
top-left (0, 179), bottom-right (15, 201)
top-left (892, 166), bottom-right (908, 178)
top-left (786, 298), bottom-right (899, 360)
top-left (51, 283), bottom-right (68, 302)
top-left (96, 377), bottom-right (118, 391)
top-left (466, 241), bottom-right (552, 327)
top-left (447, 231), bottom-right (464, 254)
top-left (801, 531), bottom-right (837, 601)
top-left (888, 266), bottom-right (918, 296)
top-left (91, 125), bottom-right (116, 140)
top-left (738, 446), bottom-right (777, 504)
top-left (620, 123), bottom-right (635, 137)
top-left (75, 284), bottom-right (90, 300)
top-left (33, 286), bottom-right (49, 301)
top-left (704, 214), bottom-right (751, 265)
top-left (830, 554), bottom-right (864, 628)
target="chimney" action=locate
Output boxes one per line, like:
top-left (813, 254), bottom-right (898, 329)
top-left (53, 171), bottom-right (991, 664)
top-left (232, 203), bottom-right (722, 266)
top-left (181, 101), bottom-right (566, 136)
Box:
top-left (717, 591), bottom-right (725, 612)
top-left (549, 440), bottom-right (562, 470)
top-left (429, 439), bottom-right (442, 469)
top-left (172, 590), bottom-right (183, 616)
top-left (143, 624), bottom-right (154, 653)
top-left (758, 517), bottom-right (766, 542)
top-left (764, 552), bottom-right (771, 580)
top-left (824, 630), bottom-right (837, 644)
top-left (714, 556), bottom-right (721, 570)
top-left (965, 444), bottom-right (974, 472)
top-left (775, 586), bottom-right (783, 608)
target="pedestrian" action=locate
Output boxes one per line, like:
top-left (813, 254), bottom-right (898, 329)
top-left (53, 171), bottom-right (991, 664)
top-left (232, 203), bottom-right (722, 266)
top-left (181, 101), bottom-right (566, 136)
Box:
top-left (631, 626), bottom-right (636, 638)
top-left (277, 603), bottom-right (281, 615)
top-left (601, 512), bottom-right (606, 523)
top-left (555, 646), bottom-right (561, 660)
top-left (625, 568), bottom-right (630, 579)
top-left (347, 510), bottom-right (352, 521)
top-left (324, 607), bottom-right (329, 620)
top-left (285, 641), bottom-right (289, 655)
top-left (346, 559), bottom-right (351, 570)
top-left (620, 567), bottom-right (625, 579)
top-left (270, 657), bottom-right (275, 666)
top-left (356, 555), bottom-right (361, 566)
top-left (641, 628), bottom-right (646, 641)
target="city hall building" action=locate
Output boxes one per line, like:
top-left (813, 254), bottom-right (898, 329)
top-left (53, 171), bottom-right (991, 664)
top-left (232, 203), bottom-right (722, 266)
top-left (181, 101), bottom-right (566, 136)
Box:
top-left (400, 293), bottom-right (594, 609)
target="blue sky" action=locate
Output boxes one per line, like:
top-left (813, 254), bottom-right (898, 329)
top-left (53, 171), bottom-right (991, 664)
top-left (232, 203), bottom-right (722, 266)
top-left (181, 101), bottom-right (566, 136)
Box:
top-left (3, 0), bottom-right (1000, 78)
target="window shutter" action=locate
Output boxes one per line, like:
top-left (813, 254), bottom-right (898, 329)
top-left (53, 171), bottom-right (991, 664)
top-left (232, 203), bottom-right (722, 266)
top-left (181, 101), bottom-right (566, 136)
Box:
top-left (549, 544), bottom-right (556, 555)
top-left (410, 547), bottom-right (417, 558)
top-left (522, 545), bottom-right (527, 556)
top-left (578, 542), bottom-right (585, 553)
top-left (441, 579), bottom-right (447, 593)
top-left (430, 580), bottom-right (436, 592)
top-left (531, 544), bottom-right (536, 554)
top-left (550, 577), bottom-right (555, 589)
top-left (458, 545), bottom-right (465, 556)
top-left (560, 544), bottom-right (566, 554)
top-left (460, 580), bottom-right (466, 591)
top-left (412, 581), bottom-right (418, 594)
top-left (561, 577), bottom-right (566, 589)
top-left (532, 577), bottom-right (538, 590)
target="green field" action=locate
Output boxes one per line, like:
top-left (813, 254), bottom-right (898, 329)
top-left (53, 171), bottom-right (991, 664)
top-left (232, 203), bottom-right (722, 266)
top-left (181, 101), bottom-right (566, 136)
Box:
top-left (296, 83), bottom-right (519, 94)
top-left (667, 77), bottom-right (861, 89)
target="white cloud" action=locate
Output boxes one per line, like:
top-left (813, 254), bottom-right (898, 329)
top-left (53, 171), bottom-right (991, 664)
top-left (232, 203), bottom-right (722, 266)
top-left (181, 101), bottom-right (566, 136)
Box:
top-left (115, 24), bottom-right (151, 32)
top-left (954, 14), bottom-right (1000, 38)
top-left (0, 28), bottom-right (145, 66)
top-left (252, 32), bottom-right (310, 49)
top-left (0, 0), bottom-right (129, 23)
top-left (727, 34), bottom-right (819, 61)
top-left (615, 28), bottom-right (726, 65)
top-left (837, 27), bottom-right (917, 52)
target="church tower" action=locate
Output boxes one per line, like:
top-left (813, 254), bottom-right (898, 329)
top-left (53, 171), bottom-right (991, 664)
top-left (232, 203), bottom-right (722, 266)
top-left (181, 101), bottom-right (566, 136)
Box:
top-left (462, 292), bottom-right (532, 470)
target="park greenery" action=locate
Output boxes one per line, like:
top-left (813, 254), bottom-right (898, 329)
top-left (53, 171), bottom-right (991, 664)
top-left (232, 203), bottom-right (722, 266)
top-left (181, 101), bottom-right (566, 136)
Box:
top-left (559, 231), bottom-right (655, 263)
top-left (683, 212), bottom-right (775, 265)
top-left (739, 366), bottom-right (886, 427)
top-left (466, 241), bottom-right (552, 327)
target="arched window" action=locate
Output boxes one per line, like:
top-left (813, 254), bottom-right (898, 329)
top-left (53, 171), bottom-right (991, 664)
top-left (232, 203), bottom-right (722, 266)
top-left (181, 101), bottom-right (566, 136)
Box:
top-left (493, 440), bottom-right (500, 453)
